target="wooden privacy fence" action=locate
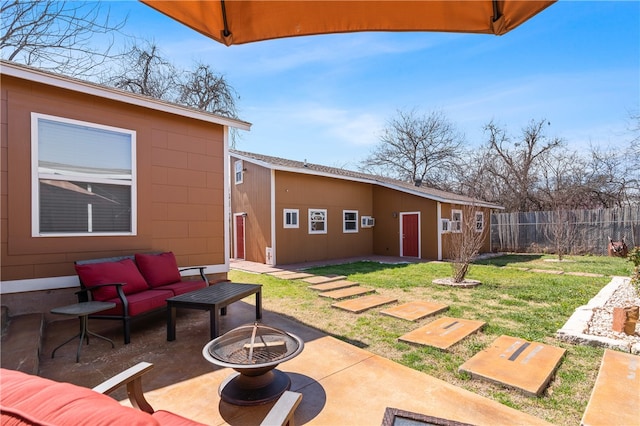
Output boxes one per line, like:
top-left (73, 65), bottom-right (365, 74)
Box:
top-left (491, 205), bottom-right (640, 255)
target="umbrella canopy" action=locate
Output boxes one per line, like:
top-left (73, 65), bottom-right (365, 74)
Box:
top-left (141, 0), bottom-right (556, 46)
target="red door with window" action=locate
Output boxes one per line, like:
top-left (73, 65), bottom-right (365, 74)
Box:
top-left (401, 213), bottom-right (419, 257)
top-left (235, 214), bottom-right (245, 259)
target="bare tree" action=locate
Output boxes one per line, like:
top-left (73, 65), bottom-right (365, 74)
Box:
top-left (1, 1), bottom-right (127, 78)
top-left (360, 109), bottom-right (464, 189)
top-left (178, 63), bottom-right (239, 118)
top-left (448, 204), bottom-right (487, 283)
top-left (544, 209), bottom-right (579, 260)
top-left (105, 42), bottom-right (239, 118)
top-left (481, 119), bottom-right (563, 212)
top-left (107, 42), bottom-right (177, 100)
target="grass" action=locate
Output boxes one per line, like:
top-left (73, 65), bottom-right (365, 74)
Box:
top-left (228, 255), bottom-right (634, 425)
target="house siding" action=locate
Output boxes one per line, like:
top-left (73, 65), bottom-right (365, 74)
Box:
top-left (1, 75), bottom-right (228, 309)
top-left (230, 155), bottom-right (272, 263)
top-left (274, 171), bottom-right (374, 264)
top-left (371, 186), bottom-right (439, 259)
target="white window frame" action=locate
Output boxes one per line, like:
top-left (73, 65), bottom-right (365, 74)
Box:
top-left (31, 113), bottom-right (137, 237)
top-left (451, 209), bottom-right (462, 233)
top-left (283, 209), bottom-right (299, 229)
top-left (441, 218), bottom-right (450, 233)
top-left (343, 210), bottom-right (359, 233)
top-left (308, 208), bottom-right (327, 234)
top-left (475, 211), bottom-right (484, 232)
top-left (234, 160), bottom-right (243, 184)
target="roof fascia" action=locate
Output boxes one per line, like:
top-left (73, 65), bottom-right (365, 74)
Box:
top-left (232, 152), bottom-right (503, 209)
top-left (1, 61), bottom-right (251, 131)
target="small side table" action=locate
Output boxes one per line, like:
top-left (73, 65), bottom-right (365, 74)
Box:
top-left (51, 301), bottom-right (116, 363)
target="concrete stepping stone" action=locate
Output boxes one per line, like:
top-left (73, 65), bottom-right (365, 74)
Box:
top-left (380, 301), bottom-right (449, 321)
top-left (308, 280), bottom-right (359, 292)
top-left (529, 268), bottom-right (563, 275)
top-left (318, 286), bottom-right (375, 300)
top-left (302, 275), bottom-right (347, 284)
top-left (565, 271), bottom-right (605, 278)
top-left (458, 335), bottom-right (566, 397)
top-left (398, 317), bottom-right (485, 350)
top-left (332, 295), bottom-right (397, 313)
top-left (581, 349), bottom-right (639, 426)
top-left (267, 270), bottom-right (314, 280)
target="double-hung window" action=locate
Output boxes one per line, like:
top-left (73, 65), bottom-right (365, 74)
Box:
top-left (32, 113), bottom-right (136, 236)
top-left (308, 209), bottom-right (327, 234)
top-left (284, 209), bottom-right (299, 228)
top-left (343, 210), bottom-right (358, 233)
top-left (234, 160), bottom-right (243, 184)
top-left (475, 211), bottom-right (484, 232)
top-left (451, 209), bottom-right (462, 233)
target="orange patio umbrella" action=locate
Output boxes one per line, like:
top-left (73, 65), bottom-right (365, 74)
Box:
top-left (140, 0), bottom-right (556, 46)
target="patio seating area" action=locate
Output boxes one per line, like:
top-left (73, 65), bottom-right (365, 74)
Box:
top-left (2, 256), bottom-right (637, 425)
top-left (31, 302), bottom-right (550, 425)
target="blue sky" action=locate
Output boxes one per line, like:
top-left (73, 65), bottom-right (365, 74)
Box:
top-left (110, 1), bottom-right (638, 169)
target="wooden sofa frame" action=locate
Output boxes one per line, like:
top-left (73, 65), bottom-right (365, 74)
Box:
top-left (75, 254), bottom-right (208, 344)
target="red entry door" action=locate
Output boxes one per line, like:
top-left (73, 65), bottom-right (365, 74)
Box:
top-left (235, 214), bottom-right (245, 259)
top-left (401, 213), bottom-right (419, 257)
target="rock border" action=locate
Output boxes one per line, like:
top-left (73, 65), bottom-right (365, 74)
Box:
top-left (556, 276), bottom-right (640, 354)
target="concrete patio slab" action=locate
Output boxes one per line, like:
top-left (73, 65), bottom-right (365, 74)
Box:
top-left (332, 295), bottom-right (397, 313)
top-left (380, 301), bottom-right (449, 321)
top-left (317, 286), bottom-right (375, 300)
top-left (267, 271), bottom-right (314, 280)
top-left (31, 296), bottom-right (553, 426)
top-left (459, 335), bottom-right (566, 397)
top-left (302, 275), bottom-right (347, 284)
top-left (399, 317), bottom-right (485, 350)
top-left (308, 280), bottom-right (358, 292)
top-left (134, 336), bottom-right (553, 426)
top-left (581, 349), bottom-right (640, 426)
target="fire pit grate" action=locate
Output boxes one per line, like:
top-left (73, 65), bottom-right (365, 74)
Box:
top-left (205, 323), bottom-right (302, 367)
top-left (202, 323), bottom-right (305, 406)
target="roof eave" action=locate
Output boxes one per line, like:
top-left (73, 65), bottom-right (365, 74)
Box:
top-left (1, 61), bottom-right (252, 131)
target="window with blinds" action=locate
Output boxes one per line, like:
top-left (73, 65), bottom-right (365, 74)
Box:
top-left (32, 113), bottom-right (136, 236)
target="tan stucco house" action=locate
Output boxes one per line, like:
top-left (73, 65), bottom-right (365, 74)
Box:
top-left (229, 150), bottom-right (503, 266)
top-left (0, 61), bottom-right (251, 315)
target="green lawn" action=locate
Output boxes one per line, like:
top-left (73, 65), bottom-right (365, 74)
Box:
top-left (228, 254), bottom-right (634, 425)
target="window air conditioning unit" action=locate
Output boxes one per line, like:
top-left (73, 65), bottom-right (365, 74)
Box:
top-left (361, 216), bottom-right (375, 228)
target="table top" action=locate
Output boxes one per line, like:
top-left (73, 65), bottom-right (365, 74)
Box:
top-left (167, 282), bottom-right (261, 305)
top-left (51, 301), bottom-right (116, 316)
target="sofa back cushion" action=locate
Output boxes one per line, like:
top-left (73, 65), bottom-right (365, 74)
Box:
top-left (0, 368), bottom-right (158, 426)
top-left (75, 259), bottom-right (150, 301)
top-left (135, 252), bottom-right (182, 288)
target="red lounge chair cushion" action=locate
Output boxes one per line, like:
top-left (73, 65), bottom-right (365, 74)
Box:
top-left (75, 259), bottom-right (149, 301)
top-left (156, 279), bottom-right (207, 296)
top-left (135, 252), bottom-right (182, 288)
top-left (0, 369), bottom-right (158, 426)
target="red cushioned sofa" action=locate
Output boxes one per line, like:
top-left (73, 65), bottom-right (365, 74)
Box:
top-left (74, 252), bottom-right (208, 344)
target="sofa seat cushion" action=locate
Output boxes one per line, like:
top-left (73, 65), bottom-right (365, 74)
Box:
top-left (76, 259), bottom-right (150, 301)
top-left (157, 279), bottom-right (207, 296)
top-left (100, 289), bottom-right (174, 316)
top-left (152, 410), bottom-right (207, 426)
top-left (0, 369), bottom-right (158, 426)
top-left (135, 252), bottom-right (182, 288)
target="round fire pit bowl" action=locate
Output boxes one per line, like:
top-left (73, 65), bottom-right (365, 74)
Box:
top-left (202, 322), bottom-right (304, 406)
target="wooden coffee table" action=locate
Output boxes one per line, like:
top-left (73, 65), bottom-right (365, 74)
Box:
top-left (166, 282), bottom-right (262, 341)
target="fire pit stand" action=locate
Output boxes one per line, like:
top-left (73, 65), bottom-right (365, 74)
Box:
top-left (202, 323), bottom-right (304, 406)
